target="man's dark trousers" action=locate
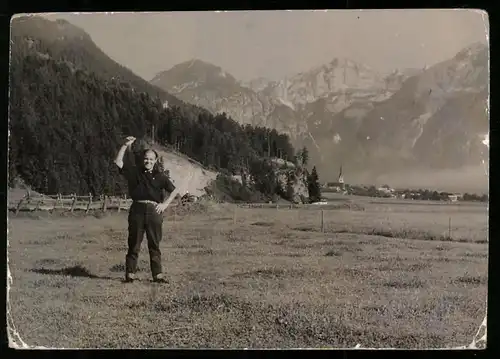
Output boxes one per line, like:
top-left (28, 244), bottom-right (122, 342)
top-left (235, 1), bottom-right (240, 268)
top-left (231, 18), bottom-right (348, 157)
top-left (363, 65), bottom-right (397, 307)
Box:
top-left (126, 202), bottom-right (163, 277)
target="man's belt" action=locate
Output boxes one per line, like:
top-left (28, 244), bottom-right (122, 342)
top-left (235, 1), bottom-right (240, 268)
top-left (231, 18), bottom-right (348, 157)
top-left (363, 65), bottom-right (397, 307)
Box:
top-left (134, 200), bottom-right (158, 205)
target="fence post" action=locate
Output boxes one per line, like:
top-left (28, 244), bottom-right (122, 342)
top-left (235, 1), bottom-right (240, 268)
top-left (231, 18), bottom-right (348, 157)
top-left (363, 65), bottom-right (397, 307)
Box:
top-left (70, 193), bottom-right (77, 212)
top-left (15, 198), bottom-right (24, 215)
top-left (53, 193), bottom-right (59, 210)
top-left (86, 193), bottom-right (92, 214)
top-left (34, 199), bottom-right (42, 211)
top-left (103, 195), bottom-right (108, 212)
top-left (321, 209), bottom-right (324, 233)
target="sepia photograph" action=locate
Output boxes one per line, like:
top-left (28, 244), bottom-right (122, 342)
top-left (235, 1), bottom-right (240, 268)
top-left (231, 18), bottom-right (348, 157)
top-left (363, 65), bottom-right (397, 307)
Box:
top-left (7, 10), bottom-right (489, 349)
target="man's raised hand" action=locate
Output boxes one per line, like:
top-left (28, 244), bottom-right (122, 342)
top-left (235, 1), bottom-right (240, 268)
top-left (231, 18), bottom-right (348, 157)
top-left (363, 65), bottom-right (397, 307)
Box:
top-left (124, 136), bottom-right (136, 147)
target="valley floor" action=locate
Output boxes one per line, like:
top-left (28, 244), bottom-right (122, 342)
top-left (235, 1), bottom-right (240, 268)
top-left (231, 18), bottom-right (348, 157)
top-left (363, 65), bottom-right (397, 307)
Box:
top-left (7, 199), bottom-right (488, 348)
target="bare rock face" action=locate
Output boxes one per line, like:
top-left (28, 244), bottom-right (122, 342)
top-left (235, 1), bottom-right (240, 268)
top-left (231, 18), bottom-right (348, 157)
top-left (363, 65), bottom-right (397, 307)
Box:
top-left (150, 57), bottom-right (404, 138)
top-left (261, 58), bottom-right (389, 107)
top-left (290, 174), bottom-right (309, 204)
top-left (275, 165), bottom-right (309, 204)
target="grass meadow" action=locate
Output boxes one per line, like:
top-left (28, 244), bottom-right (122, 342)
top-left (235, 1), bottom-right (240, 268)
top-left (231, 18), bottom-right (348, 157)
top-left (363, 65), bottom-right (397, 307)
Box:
top-left (7, 196), bottom-right (488, 349)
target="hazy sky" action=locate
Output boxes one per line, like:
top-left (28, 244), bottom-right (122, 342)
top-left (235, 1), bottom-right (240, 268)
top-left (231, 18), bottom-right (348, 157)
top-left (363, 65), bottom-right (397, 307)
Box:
top-left (42, 10), bottom-right (488, 82)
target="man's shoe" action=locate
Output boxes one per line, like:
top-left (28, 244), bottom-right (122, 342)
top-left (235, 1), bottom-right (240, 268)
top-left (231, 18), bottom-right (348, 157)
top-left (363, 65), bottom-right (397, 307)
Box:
top-left (152, 273), bottom-right (168, 283)
top-left (124, 273), bottom-right (137, 283)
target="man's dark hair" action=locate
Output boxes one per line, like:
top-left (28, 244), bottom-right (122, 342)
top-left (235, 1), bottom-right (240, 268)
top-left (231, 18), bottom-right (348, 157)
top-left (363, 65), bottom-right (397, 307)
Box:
top-left (143, 148), bottom-right (159, 159)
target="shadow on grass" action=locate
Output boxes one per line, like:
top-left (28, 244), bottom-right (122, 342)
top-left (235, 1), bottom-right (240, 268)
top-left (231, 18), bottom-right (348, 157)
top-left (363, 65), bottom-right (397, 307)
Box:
top-left (251, 221), bottom-right (275, 227)
top-left (325, 250), bottom-right (342, 257)
top-left (293, 226), bottom-right (318, 232)
top-left (30, 265), bottom-right (114, 280)
top-left (452, 275), bottom-right (488, 286)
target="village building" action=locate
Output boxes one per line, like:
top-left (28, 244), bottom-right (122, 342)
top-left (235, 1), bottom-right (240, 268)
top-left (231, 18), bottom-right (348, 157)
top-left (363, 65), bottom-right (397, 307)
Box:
top-left (325, 165), bottom-right (347, 193)
top-left (377, 184), bottom-right (396, 198)
top-left (447, 193), bottom-right (462, 202)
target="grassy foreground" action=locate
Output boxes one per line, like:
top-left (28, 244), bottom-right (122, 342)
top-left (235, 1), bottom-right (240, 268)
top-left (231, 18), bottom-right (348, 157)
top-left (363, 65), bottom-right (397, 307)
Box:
top-left (7, 199), bottom-right (488, 348)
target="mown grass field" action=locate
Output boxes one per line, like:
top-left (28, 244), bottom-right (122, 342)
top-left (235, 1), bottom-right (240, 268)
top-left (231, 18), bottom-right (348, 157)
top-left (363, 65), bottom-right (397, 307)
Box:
top-left (7, 197), bottom-right (488, 349)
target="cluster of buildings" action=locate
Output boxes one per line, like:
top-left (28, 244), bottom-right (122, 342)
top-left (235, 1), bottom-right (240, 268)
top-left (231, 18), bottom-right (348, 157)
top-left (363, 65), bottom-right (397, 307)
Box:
top-left (323, 166), bottom-right (464, 202)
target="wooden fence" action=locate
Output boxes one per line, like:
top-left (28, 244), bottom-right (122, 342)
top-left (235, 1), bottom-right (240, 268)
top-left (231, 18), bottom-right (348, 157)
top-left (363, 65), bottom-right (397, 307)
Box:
top-left (9, 191), bottom-right (355, 216)
top-left (237, 202), bottom-right (359, 211)
top-left (238, 203), bottom-right (302, 209)
top-left (7, 191), bottom-right (177, 214)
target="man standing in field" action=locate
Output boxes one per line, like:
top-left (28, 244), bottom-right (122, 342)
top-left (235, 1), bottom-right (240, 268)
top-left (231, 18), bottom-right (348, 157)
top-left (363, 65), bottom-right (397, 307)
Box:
top-left (114, 136), bottom-right (176, 283)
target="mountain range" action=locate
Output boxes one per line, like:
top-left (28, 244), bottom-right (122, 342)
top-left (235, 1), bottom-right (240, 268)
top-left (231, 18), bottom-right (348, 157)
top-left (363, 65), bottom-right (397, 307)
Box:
top-left (150, 43), bottom-right (489, 191)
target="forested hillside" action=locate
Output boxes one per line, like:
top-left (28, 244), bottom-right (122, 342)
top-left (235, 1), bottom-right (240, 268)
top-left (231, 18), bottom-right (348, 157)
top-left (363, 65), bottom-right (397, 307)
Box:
top-left (8, 16), bottom-right (299, 199)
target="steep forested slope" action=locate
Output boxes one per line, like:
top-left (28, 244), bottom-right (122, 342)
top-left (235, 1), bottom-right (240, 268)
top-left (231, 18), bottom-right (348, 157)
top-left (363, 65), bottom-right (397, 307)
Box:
top-left (9, 16), bottom-right (298, 198)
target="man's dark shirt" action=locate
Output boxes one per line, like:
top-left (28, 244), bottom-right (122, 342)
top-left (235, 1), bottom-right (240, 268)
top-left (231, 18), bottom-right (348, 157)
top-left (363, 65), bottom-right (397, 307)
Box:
top-left (119, 164), bottom-right (176, 203)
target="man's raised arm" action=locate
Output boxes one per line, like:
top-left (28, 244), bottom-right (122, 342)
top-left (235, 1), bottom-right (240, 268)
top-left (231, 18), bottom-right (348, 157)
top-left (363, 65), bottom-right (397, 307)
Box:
top-left (114, 136), bottom-right (136, 169)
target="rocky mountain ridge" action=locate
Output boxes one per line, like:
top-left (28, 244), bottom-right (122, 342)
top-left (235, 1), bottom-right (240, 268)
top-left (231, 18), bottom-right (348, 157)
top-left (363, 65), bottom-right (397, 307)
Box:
top-left (150, 42), bottom-right (489, 190)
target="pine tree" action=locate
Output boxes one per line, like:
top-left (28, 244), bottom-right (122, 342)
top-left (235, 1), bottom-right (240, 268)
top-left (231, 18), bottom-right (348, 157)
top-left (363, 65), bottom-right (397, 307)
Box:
top-left (307, 166), bottom-right (321, 203)
top-left (302, 146), bottom-right (309, 167)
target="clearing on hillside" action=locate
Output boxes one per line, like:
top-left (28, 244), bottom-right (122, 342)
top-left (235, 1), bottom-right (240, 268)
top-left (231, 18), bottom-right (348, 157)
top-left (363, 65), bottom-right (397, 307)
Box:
top-left (150, 145), bottom-right (218, 197)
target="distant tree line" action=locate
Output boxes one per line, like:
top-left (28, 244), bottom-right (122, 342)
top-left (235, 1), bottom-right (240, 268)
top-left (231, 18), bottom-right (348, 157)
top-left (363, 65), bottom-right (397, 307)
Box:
top-left (393, 188), bottom-right (487, 202)
top-left (459, 193), bottom-right (488, 202)
top-left (325, 184), bottom-right (487, 202)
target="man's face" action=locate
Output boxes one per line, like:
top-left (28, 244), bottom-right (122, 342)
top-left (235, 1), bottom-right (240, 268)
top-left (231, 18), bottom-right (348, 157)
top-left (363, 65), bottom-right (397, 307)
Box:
top-left (143, 151), bottom-right (157, 171)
